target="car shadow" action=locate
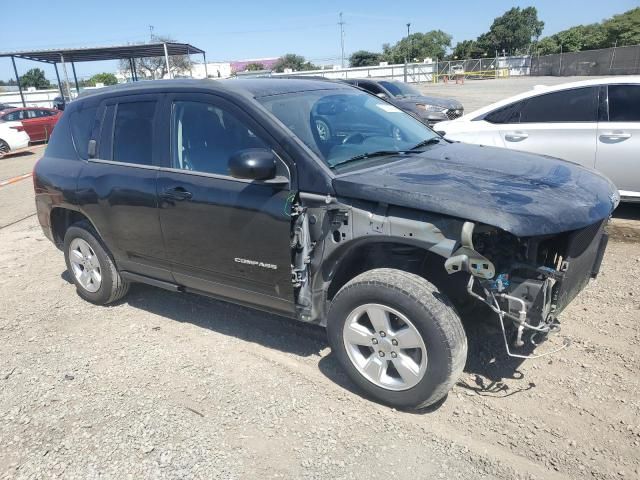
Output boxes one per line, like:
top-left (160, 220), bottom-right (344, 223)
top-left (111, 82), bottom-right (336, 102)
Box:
top-left (613, 203), bottom-right (640, 221)
top-left (61, 271), bottom-right (538, 411)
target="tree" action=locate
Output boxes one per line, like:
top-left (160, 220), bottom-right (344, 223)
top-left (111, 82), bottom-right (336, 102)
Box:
top-left (601, 7), bottom-right (640, 47)
top-left (534, 8), bottom-right (639, 55)
top-left (349, 50), bottom-right (382, 67)
top-left (88, 72), bottom-right (118, 86)
top-left (450, 40), bottom-right (485, 59)
top-left (245, 62), bottom-right (265, 71)
top-left (19, 68), bottom-right (51, 89)
top-left (382, 30), bottom-right (452, 64)
top-left (476, 7), bottom-right (544, 55)
top-left (273, 54), bottom-right (318, 73)
top-left (119, 36), bottom-right (192, 79)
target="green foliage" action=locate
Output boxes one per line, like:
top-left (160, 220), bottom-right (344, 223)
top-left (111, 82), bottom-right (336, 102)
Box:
top-left (349, 50), bottom-right (382, 67)
top-left (382, 30), bottom-right (452, 63)
top-left (450, 40), bottom-right (486, 59)
top-left (19, 68), bottom-right (51, 89)
top-left (476, 7), bottom-right (544, 54)
top-left (273, 54), bottom-right (318, 73)
top-left (88, 72), bottom-right (118, 86)
top-left (245, 62), bottom-right (265, 71)
top-left (535, 8), bottom-right (639, 55)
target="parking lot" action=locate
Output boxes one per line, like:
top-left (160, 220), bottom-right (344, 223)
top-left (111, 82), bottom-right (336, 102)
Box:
top-left (1, 78), bottom-right (639, 479)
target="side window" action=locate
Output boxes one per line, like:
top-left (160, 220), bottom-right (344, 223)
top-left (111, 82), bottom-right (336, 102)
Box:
top-left (359, 82), bottom-right (385, 96)
top-left (172, 101), bottom-right (267, 175)
top-left (112, 101), bottom-right (156, 165)
top-left (483, 101), bottom-right (525, 124)
top-left (26, 110), bottom-right (38, 119)
top-left (69, 106), bottom-right (98, 159)
top-left (519, 87), bottom-right (597, 123)
top-left (608, 85), bottom-right (640, 122)
top-left (4, 111), bottom-right (23, 121)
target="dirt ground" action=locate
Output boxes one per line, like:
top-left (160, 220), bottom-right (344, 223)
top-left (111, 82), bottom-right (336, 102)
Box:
top-left (1, 88), bottom-right (640, 479)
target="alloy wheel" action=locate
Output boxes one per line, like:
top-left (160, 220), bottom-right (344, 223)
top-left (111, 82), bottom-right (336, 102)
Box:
top-left (69, 238), bottom-right (102, 293)
top-left (342, 303), bottom-right (427, 391)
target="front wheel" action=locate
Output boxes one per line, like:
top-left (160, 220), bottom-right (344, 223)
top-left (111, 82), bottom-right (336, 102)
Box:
top-left (327, 268), bottom-right (467, 409)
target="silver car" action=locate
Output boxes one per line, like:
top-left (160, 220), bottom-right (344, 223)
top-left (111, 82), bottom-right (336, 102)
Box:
top-left (437, 77), bottom-right (640, 202)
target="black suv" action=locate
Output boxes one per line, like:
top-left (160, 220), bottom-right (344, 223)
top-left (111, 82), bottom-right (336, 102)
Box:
top-left (34, 79), bottom-right (617, 409)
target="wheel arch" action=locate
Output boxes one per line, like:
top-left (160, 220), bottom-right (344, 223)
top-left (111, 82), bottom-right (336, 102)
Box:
top-left (50, 207), bottom-right (101, 248)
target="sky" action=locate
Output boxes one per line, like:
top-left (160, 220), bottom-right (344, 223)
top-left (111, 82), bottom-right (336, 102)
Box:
top-left (0, 0), bottom-right (637, 82)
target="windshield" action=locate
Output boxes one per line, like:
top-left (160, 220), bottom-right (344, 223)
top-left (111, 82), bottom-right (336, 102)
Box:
top-left (379, 81), bottom-right (421, 97)
top-left (258, 89), bottom-right (438, 169)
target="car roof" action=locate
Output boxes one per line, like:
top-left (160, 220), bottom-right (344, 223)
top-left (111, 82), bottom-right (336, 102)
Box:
top-left (77, 78), bottom-right (352, 103)
top-left (459, 75), bottom-right (640, 120)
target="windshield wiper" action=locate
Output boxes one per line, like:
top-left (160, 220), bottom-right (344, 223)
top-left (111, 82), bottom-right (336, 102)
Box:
top-left (409, 137), bottom-right (442, 150)
top-left (330, 150), bottom-right (402, 169)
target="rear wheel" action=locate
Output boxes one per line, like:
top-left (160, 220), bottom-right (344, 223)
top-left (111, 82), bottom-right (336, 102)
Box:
top-left (63, 222), bottom-right (129, 304)
top-left (0, 140), bottom-right (9, 157)
top-left (327, 268), bottom-right (467, 409)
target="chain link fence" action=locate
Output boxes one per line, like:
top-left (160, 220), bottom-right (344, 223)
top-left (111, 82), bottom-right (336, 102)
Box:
top-left (531, 45), bottom-right (640, 76)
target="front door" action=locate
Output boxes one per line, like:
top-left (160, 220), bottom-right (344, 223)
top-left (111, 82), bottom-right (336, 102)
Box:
top-left (496, 86), bottom-right (599, 168)
top-left (156, 94), bottom-right (295, 314)
top-left (596, 84), bottom-right (640, 198)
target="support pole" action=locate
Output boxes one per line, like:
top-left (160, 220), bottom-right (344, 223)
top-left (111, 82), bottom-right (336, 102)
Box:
top-left (132, 59), bottom-right (138, 81)
top-left (10, 56), bottom-right (26, 107)
top-left (129, 58), bottom-right (136, 82)
top-left (59, 54), bottom-right (72, 100)
top-left (202, 52), bottom-right (208, 78)
top-left (53, 63), bottom-right (65, 107)
top-left (163, 43), bottom-right (171, 79)
top-left (71, 61), bottom-right (80, 97)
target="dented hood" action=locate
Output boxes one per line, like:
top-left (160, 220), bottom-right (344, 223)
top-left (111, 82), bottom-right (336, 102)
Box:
top-left (332, 142), bottom-right (618, 237)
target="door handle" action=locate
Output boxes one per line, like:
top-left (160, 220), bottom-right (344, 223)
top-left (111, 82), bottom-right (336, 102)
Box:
top-left (160, 186), bottom-right (192, 201)
top-left (599, 132), bottom-right (631, 141)
top-left (504, 132), bottom-right (529, 142)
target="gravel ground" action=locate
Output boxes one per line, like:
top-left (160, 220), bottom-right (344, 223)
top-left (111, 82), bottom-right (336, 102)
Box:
top-left (0, 213), bottom-right (639, 479)
top-left (0, 89), bottom-right (639, 479)
top-left (415, 76), bottom-right (595, 112)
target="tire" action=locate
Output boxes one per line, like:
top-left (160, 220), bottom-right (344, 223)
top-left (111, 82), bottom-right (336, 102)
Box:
top-left (327, 268), bottom-right (467, 409)
top-left (0, 139), bottom-right (9, 157)
top-left (63, 221), bottom-right (129, 305)
top-left (315, 118), bottom-right (331, 142)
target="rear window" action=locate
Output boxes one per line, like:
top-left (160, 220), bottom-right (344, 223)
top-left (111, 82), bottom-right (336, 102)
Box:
top-left (519, 87), bottom-right (597, 123)
top-left (608, 85), bottom-right (640, 122)
top-left (69, 105), bottom-right (98, 159)
top-left (112, 101), bottom-right (156, 165)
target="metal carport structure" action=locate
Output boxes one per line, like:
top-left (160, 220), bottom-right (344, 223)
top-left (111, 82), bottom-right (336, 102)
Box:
top-left (0, 42), bottom-right (207, 108)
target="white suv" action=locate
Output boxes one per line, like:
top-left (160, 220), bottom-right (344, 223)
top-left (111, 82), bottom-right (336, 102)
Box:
top-left (437, 77), bottom-right (640, 202)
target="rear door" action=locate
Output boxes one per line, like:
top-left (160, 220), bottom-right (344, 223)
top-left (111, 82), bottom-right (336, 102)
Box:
top-left (24, 109), bottom-right (46, 141)
top-left (596, 84), bottom-right (640, 198)
top-left (494, 87), bottom-right (599, 167)
top-left (75, 94), bottom-right (172, 281)
top-left (156, 93), bottom-right (295, 313)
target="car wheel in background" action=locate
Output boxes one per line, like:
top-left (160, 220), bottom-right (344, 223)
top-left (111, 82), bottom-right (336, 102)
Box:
top-left (0, 140), bottom-right (9, 156)
top-left (315, 118), bottom-right (332, 142)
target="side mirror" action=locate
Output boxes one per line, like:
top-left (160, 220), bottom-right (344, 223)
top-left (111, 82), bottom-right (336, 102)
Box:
top-left (376, 92), bottom-right (388, 99)
top-left (229, 148), bottom-right (276, 181)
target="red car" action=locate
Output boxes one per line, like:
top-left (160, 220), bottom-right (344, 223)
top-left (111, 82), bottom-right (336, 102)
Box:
top-left (0, 107), bottom-right (61, 143)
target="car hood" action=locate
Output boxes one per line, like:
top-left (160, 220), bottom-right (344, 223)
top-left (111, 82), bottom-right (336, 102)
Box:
top-left (332, 142), bottom-right (618, 237)
top-left (397, 95), bottom-right (461, 109)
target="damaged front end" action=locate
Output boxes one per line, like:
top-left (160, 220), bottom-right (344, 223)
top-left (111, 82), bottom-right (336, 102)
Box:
top-left (446, 220), bottom-right (609, 358)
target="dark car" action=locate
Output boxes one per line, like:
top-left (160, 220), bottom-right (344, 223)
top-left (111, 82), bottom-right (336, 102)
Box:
top-left (52, 96), bottom-right (68, 111)
top-left (343, 79), bottom-right (464, 126)
top-left (34, 79), bottom-right (617, 409)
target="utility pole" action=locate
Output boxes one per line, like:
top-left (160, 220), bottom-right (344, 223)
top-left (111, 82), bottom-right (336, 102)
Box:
top-left (338, 12), bottom-right (346, 68)
top-left (406, 23), bottom-right (411, 62)
top-left (149, 25), bottom-right (155, 42)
